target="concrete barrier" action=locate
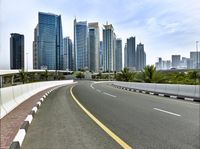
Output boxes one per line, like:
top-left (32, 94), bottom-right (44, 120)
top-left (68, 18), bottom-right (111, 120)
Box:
top-left (0, 80), bottom-right (74, 119)
top-left (112, 81), bottom-right (200, 101)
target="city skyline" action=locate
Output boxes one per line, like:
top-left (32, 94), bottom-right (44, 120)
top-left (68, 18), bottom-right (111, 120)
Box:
top-left (0, 0), bottom-right (200, 69)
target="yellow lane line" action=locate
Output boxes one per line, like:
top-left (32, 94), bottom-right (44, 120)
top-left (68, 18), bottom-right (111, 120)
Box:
top-left (70, 86), bottom-right (132, 149)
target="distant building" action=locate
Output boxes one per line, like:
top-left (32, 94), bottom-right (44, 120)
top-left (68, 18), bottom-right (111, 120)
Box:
top-left (74, 18), bottom-right (88, 71)
top-left (172, 55), bottom-right (181, 69)
top-left (63, 37), bottom-right (73, 71)
top-left (88, 22), bottom-right (100, 72)
top-left (136, 43), bottom-right (146, 71)
top-left (99, 41), bottom-right (103, 71)
top-left (10, 33), bottom-right (24, 69)
top-left (115, 38), bottom-right (122, 72)
top-left (124, 43), bottom-right (127, 68)
top-left (155, 58), bottom-right (171, 70)
top-left (103, 23), bottom-right (115, 72)
top-left (190, 51), bottom-right (200, 69)
top-left (33, 12), bottom-right (63, 70)
top-left (126, 37), bottom-right (136, 70)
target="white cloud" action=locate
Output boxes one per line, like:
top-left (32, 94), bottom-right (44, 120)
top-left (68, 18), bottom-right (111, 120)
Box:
top-left (0, 0), bottom-right (200, 69)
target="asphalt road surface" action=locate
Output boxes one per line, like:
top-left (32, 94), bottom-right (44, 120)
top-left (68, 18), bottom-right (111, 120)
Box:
top-left (21, 81), bottom-right (200, 149)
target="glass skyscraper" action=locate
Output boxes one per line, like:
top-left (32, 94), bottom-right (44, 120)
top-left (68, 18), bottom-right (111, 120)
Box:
top-left (63, 37), bottom-right (73, 71)
top-left (126, 36), bottom-right (136, 70)
top-left (10, 33), bottom-right (24, 69)
top-left (115, 38), bottom-right (122, 72)
top-left (33, 12), bottom-right (63, 70)
top-left (74, 18), bottom-right (88, 71)
top-left (103, 24), bottom-right (115, 72)
top-left (136, 43), bottom-right (146, 71)
top-left (88, 22), bottom-right (100, 72)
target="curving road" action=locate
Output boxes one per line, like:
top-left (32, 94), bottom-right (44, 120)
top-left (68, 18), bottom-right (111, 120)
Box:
top-left (21, 81), bottom-right (200, 149)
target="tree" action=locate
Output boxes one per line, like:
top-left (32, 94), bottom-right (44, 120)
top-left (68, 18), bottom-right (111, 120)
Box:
top-left (143, 65), bottom-right (156, 83)
top-left (75, 72), bottom-right (85, 79)
top-left (115, 67), bottom-right (133, 81)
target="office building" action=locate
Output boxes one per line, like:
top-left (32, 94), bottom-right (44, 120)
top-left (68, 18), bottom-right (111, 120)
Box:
top-left (126, 37), bottom-right (136, 70)
top-left (33, 12), bottom-right (63, 70)
top-left (10, 33), bottom-right (24, 69)
top-left (63, 37), bottom-right (73, 70)
top-left (136, 43), bottom-right (146, 71)
top-left (124, 43), bottom-right (127, 68)
top-left (115, 38), bottom-right (122, 71)
top-left (172, 55), bottom-right (181, 69)
top-left (74, 18), bottom-right (88, 71)
top-left (190, 51), bottom-right (200, 69)
top-left (88, 22), bottom-right (100, 72)
top-left (103, 23), bottom-right (115, 72)
top-left (99, 41), bottom-right (103, 70)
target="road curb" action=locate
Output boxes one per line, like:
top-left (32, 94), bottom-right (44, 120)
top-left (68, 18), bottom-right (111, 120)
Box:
top-left (9, 88), bottom-right (55, 149)
top-left (111, 84), bottom-right (199, 103)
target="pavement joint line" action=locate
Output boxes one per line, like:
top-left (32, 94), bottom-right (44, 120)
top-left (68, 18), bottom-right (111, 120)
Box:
top-left (153, 108), bottom-right (181, 117)
top-left (96, 89), bottom-right (101, 93)
top-left (70, 86), bottom-right (132, 149)
top-left (103, 92), bottom-right (117, 98)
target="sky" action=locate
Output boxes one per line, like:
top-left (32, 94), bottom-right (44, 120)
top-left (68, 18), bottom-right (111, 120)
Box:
top-left (0, 0), bottom-right (200, 70)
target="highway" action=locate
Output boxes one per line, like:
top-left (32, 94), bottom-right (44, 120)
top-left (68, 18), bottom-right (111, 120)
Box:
top-left (21, 81), bottom-right (200, 149)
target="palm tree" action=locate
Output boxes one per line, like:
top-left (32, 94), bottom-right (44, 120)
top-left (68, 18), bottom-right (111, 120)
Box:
top-left (143, 65), bottom-right (156, 83)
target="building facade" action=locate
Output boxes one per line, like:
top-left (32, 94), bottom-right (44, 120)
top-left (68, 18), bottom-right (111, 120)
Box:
top-left (74, 19), bottom-right (88, 71)
top-left (88, 22), bottom-right (100, 72)
top-left (136, 43), bottom-right (146, 71)
top-left (99, 41), bottom-right (103, 71)
top-left (33, 12), bottom-right (63, 70)
top-left (190, 51), bottom-right (200, 69)
top-left (126, 37), bottom-right (136, 70)
top-left (172, 55), bottom-right (181, 69)
top-left (63, 37), bottom-right (73, 70)
top-left (115, 38), bottom-right (122, 72)
top-left (124, 43), bottom-right (127, 68)
top-left (10, 33), bottom-right (24, 69)
top-left (103, 24), bottom-right (115, 72)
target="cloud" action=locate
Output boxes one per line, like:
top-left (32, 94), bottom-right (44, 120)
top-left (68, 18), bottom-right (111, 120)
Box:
top-left (0, 0), bottom-right (200, 69)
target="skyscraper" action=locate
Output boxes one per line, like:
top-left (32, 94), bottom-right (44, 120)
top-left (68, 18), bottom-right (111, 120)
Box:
top-left (172, 55), bottom-right (181, 69)
top-left (126, 37), bottom-right (136, 70)
top-left (190, 51), bottom-right (200, 69)
top-left (124, 43), bottom-right (127, 68)
top-left (136, 43), bottom-right (146, 71)
top-left (10, 33), bottom-right (24, 69)
top-left (74, 18), bottom-right (88, 71)
top-left (33, 12), bottom-right (63, 70)
top-left (88, 22), bottom-right (100, 72)
top-left (103, 24), bottom-right (115, 72)
top-left (63, 37), bottom-right (73, 71)
top-left (99, 41), bottom-right (103, 71)
top-left (115, 38), bottom-right (122, 72)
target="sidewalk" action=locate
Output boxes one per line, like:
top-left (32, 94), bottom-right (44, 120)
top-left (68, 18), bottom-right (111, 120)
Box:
top-left (0, 87), bottom-right (53, 149)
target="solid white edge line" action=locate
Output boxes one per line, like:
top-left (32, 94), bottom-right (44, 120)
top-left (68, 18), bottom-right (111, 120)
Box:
top-left (154, 108), bottom-right (181, 117)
